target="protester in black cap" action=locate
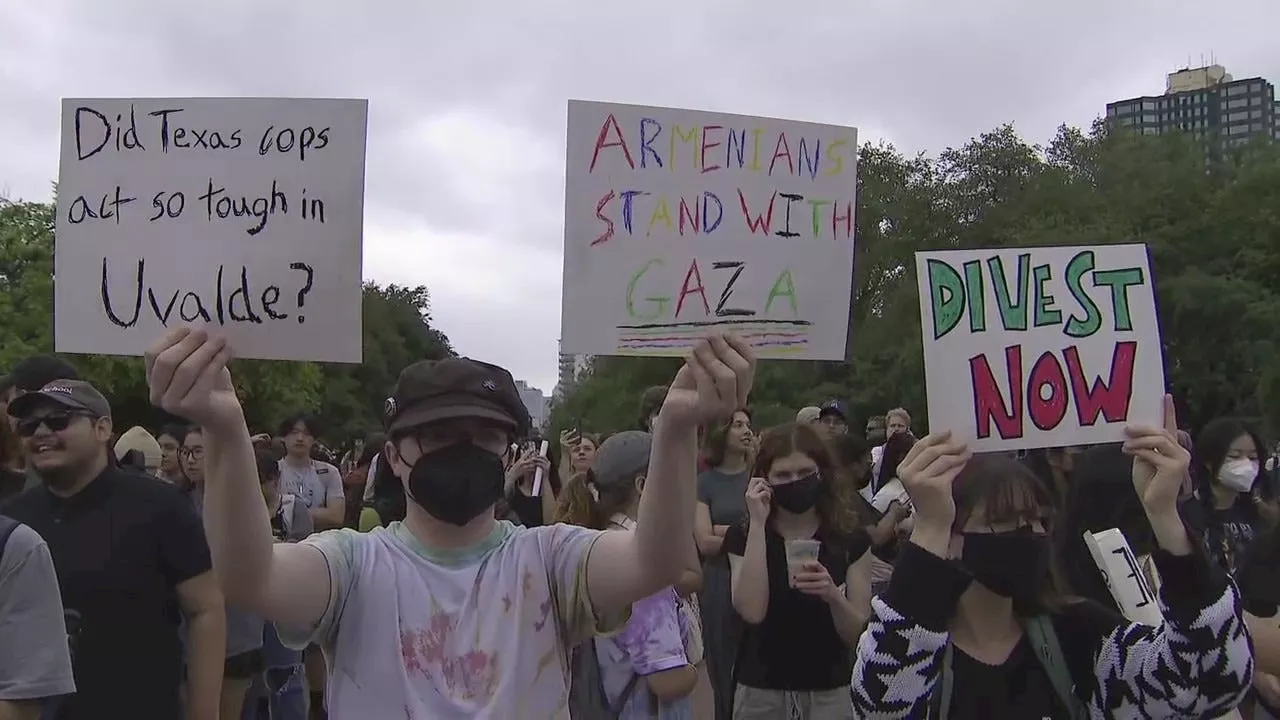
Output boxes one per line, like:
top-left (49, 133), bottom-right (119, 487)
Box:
top-left (816, 399), bottom-right (847, 438)
top-left (1, 379), bottom-right (225, 720)
top-left (148, 327), bottom-right (754, 717)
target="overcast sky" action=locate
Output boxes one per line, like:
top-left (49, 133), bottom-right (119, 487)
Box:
top-left (3, 1), bottom-right (1277, 395)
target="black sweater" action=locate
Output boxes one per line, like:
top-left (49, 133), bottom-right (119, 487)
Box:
top-left (850, 542), bottom-right (1253, 718)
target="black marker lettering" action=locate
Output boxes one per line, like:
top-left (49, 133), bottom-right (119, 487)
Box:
top-left (711, 261), bottom-right (754, 317)
top-left (775, 193), bottom-right (802, 238)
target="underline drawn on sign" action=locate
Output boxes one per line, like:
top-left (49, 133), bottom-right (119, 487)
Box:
top-left (614, 318), bottom-right (813, 354)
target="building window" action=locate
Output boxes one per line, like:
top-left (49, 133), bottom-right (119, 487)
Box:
top-left (1142, 100), bottom-right (1157, 111)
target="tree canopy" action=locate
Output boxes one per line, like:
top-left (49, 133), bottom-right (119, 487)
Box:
top-left (0, 198), bottom-right (453, 441)
top-left (552, 122), bottom-right (1280, 438)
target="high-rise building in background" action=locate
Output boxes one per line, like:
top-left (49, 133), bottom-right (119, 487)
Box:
top-left (515, 380), bottom-right (551, 430)
top-left (553, 339), bottom-right (590, 401)
top-left (1106, 64), bottom-right (1277, 146)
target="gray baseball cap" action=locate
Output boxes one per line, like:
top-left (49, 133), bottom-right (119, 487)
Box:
top-left (593, 431), bottom-right (652, 488)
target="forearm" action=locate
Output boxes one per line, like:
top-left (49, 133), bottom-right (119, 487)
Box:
top-left (0, 700), bottom-right (42, 720)
top-left (828, 592), bottom-right (865, 646)
top-left (202, 416), bottom-right (277, 606)
top-left (310, 503), bottom-right (345, 530)
top-left (1146, 509), bottom-right (1193, 556)
top-left (183, 609), bottom-right (226, 720)
top-left (732, 525), bottom-right (770, 623)
top-left (634, 419), bottom-right (698, 587)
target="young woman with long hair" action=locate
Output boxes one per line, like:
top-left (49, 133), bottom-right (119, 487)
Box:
top-left (1187, 417), bottom-right (1276, 575)
top-left (725, 422), bottom-right (870, 719)
top-left (555, 431), bottom-right (700, 718)
top-left (693, 408), bottom-right (753, 720)
top-left (850, 399), bottom-right (1252, 718)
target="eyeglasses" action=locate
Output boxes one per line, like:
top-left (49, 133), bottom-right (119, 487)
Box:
top-left (16, 412), bottom-right (89, 437)
top-left (180, 446), bottom-right (205, 459)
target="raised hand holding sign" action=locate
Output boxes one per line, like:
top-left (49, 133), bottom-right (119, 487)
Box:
top-left (658, 333), bottom-right (756, 431)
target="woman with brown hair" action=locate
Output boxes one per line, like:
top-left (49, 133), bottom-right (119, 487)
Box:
top-left (694, 408), bottom-right (754, 720)
top-left (725, 423), bottom-right (870, 719)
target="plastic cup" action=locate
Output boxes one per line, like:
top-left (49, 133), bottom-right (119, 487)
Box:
top-left (784, 539), bottom-right (821, 585)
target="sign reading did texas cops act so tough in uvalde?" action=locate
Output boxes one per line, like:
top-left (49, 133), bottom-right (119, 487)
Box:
top-left (54, 97), bottom-right (368, 363)
top-left (914, 244), bottom-right (1165, 453)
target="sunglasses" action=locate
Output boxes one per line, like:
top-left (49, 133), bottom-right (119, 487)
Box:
top-left (16, 412), bottom-right (91, 437)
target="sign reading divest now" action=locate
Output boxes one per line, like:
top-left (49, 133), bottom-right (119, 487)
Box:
top-left (914, 244), bottom-right (1164, 452)
top-left (54, 98), bottom-right (368, 363)
top-left (561, 100), bottom-right (858, 360)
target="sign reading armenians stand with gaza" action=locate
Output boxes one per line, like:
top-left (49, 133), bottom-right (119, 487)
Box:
top-left (54, 97), bottom-right (369, 363)
top-left (913, 244), bottom-right (1166, 453)
top-left (560, 100), bottom-right (859, 361)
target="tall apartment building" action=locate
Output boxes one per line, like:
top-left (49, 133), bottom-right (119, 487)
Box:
top-left (1106, 64), bottom-right (1277, 146)
top-left (553, 339), bottom-right (590, 401)
top-left (514, 380), bottom-right (551, 430)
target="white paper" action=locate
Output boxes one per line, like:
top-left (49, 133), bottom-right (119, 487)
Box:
top-left (562, 100), bottom-right (858, 361)
top-left (54, 97), bottom-right (368, 362)
top-left (914, 244), bottom-right (1163, 452)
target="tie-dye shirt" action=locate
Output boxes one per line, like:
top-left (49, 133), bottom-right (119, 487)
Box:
top-left (595, 588), bottom-right (692, 718)
top-left (278, 520), bottom-right (624, 719)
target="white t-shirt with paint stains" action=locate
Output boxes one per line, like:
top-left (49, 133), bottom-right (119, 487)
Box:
top-left (278, 520), bottom-right (617, 719)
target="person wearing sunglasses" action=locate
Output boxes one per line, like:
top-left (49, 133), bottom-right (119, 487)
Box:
top-left (0, 380), bottom-right (226, 720)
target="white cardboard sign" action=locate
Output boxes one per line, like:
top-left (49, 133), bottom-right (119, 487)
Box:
top-left (914, 244), bottom-right (1164, 453)
top-left (561, 100), bottom-right (858, 361)
top-left (54, 97), bottom-right (368, 363)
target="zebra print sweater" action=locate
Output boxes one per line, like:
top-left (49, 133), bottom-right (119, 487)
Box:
top-left (850, 542), bottom-right (1253, 718)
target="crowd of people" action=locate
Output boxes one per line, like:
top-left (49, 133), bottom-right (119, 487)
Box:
top-left (1, 330), bottom-right (1279, 719)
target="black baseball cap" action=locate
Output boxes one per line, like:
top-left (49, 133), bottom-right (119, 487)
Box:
top-left (383, 357), bottom-right (531, 437)
top-left (819, 399), bottom-right (847, 420)
top-left (4, 354), bottom-right (80, 393)
top-left (8, 380), bottom-right (111, 419)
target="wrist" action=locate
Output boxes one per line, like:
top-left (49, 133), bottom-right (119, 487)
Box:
top-left (909, 522), bottom-right (953, 559)
top-left (1146, 509), bottom-right (1194, 556)
top-left (201, 407), bottom-right (247, 439)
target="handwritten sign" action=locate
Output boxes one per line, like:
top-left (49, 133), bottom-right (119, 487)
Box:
top-left (54, 98), bottom-right (368, 362)
top-left (560, 100), bottom-right (858, 360)
top-left (1084, 528), bottom-right (1162, 626)
top-left (914, 244), bottom-right (1164, 452)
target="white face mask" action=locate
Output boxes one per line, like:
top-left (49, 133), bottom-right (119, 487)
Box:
top-left (1217, 458), bottom-right (1258, 492)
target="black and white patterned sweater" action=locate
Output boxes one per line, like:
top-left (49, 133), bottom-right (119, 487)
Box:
top-left (850, 542), bottom-right (1253, 719)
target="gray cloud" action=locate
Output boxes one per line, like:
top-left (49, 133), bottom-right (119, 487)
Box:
top-left (2, 0), bottom-right (1277, 393)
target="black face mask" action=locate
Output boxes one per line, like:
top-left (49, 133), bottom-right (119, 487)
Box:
top-left (772, 473), bottom-right (822, 514)
top-left (961, 530), bottom-right (1048, 607)
top-left (407, 442), bottom-right (505, 526)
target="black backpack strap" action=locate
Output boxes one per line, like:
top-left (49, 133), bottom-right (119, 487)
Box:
top-left (935, 641), bottom-right (955, 720)
top-left (606, 673), bottom-right (642, 718)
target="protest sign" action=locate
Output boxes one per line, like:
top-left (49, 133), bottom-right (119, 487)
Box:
top-left (914, 244), bottom-right (1163, 452)
top-left (1084, 528), bottom-right (1162, 626)
top-left (560, 100), bottom-right (858, 360)
top-left (54, 97), bottom-right (368, 362)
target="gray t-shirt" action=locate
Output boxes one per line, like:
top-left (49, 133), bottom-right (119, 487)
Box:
top-left (0, 520), bottom-right (76, 702)
top-left (697, 468), bottom-right (750, 526)
top-left (278, 459), bottom-right (344, 509)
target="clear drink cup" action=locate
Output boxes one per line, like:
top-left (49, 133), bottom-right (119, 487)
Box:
top-left (784, 538), bottom-right (821, 585)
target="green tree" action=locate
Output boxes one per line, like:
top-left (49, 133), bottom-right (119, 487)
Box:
top-left (0, 198), bottom-right (455, 442)
top-left (552, 124), bottom-right (1280, 438)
